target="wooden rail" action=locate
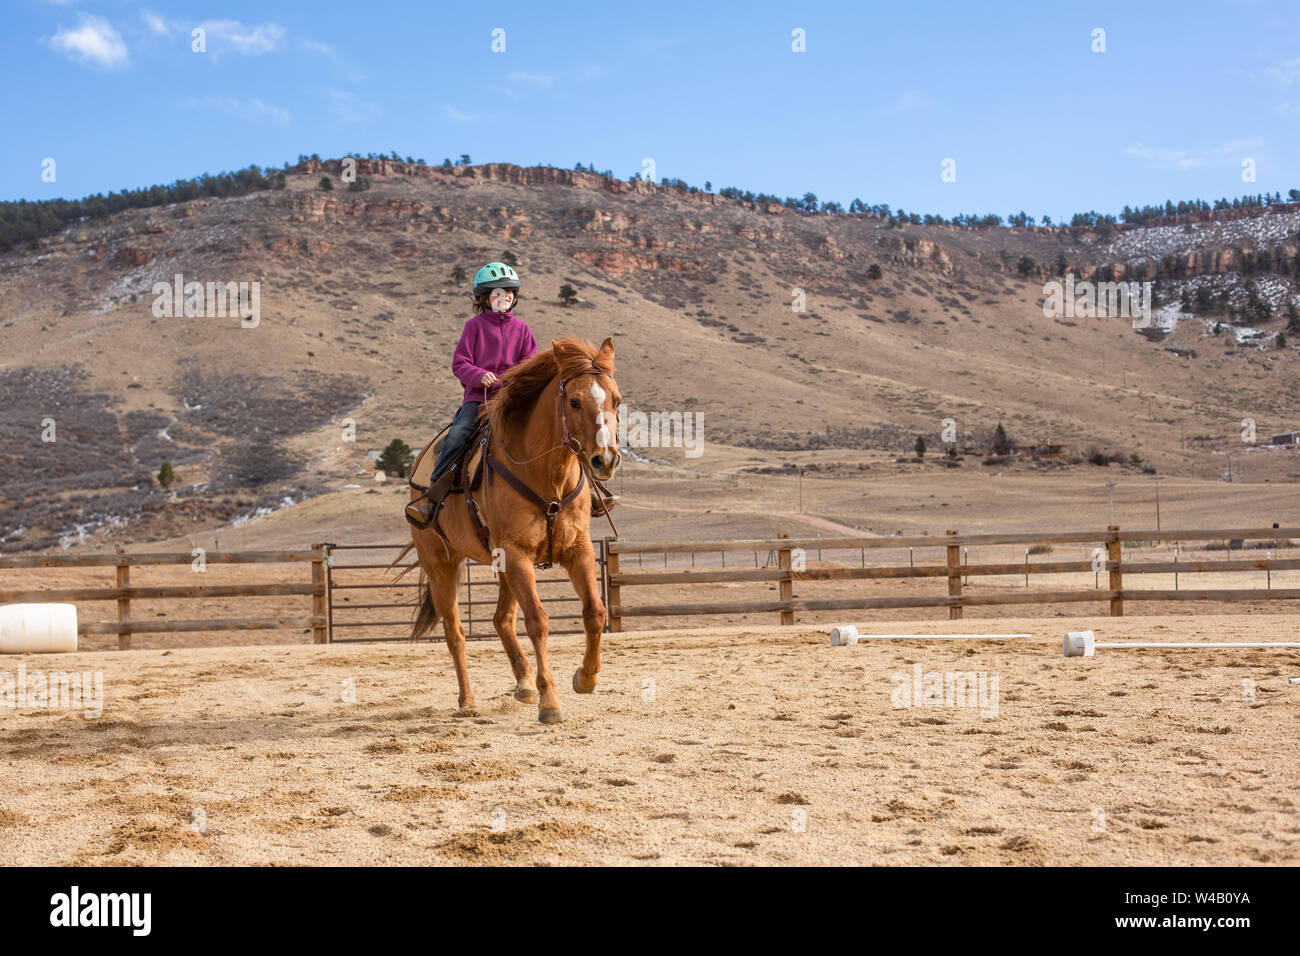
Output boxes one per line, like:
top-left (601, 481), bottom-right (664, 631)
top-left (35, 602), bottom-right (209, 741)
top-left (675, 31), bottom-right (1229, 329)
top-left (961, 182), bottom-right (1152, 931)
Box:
top-left (0, 548), bottom-right (328, 649)
top-left (606, 526), bottom-right (1300, 629)
top-left (607, 527), bottom-right (1300, 553)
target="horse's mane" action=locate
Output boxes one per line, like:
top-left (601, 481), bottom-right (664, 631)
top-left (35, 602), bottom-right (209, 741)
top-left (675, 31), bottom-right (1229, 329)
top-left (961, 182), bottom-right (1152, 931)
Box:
top-left (483, 337), bottom-right (613, 435)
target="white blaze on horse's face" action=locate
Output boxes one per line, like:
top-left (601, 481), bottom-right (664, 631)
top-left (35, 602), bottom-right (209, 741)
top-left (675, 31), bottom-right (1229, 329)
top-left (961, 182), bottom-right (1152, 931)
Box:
top-left (591, 381), bottom-right (613, 450)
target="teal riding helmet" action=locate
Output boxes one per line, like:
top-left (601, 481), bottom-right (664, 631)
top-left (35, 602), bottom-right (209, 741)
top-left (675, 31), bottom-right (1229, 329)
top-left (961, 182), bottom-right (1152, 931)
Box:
top-left (473, 261), bottom-right (521, 293)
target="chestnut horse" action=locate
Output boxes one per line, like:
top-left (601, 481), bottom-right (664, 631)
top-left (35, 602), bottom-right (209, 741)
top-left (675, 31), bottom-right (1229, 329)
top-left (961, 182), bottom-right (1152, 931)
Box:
top-left (402, 337), bottom-right (621, 723)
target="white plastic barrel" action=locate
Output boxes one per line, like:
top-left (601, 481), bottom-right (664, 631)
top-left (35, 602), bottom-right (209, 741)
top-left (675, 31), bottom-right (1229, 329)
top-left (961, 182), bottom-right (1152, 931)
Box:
top-left (0, 604), bottom-right (79, 653)
top-left (1062, 630), bottom-right (1096, 658)
top-left (829, 624), bottom-right (860, 646)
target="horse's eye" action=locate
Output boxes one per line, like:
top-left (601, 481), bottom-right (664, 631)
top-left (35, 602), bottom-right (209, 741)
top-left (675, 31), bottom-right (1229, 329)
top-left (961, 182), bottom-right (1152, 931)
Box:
top-left (569, 399), bottom-right (581, 409)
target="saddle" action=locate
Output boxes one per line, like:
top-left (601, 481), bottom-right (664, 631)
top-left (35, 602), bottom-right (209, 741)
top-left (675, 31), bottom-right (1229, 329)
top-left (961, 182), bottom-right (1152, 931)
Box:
top-left (405, 416), bottom-right (492, 548)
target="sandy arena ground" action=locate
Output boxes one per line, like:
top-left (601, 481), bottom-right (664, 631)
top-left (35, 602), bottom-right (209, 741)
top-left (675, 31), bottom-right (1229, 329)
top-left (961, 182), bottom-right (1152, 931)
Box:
top-left (2, 615), bottom-right (1297, 865)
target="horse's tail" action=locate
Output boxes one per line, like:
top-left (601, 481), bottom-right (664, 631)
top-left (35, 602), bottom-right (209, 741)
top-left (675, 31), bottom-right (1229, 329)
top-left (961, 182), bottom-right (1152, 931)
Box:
top-left (390, 542), bottom-right (417, 580)
top-left (412, 578), bottom-right (439, 640)
top-left (392, 542), bottom-right (439, 641)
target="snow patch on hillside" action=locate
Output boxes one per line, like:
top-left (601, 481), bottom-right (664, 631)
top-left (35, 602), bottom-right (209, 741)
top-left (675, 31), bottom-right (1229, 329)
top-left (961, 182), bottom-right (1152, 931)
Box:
top-left (1106, 211), bottom-right (1300, 260)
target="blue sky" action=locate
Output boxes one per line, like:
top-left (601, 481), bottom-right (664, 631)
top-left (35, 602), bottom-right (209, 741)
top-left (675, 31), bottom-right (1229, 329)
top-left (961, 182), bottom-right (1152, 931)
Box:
top-left (5, 0), bottom-right (1300, 220)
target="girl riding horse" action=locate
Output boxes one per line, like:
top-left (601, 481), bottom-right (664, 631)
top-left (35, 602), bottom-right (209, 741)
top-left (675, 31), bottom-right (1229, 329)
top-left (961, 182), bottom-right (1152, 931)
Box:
top-left (405, 262), bottom-right (615, 527)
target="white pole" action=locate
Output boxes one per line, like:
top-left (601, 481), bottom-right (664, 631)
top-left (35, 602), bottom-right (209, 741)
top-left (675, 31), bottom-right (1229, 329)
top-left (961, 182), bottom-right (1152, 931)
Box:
top-left (1099, 642), bottom-right (1300, 649)
top-left (830, 625), bottom-right (1032, 645)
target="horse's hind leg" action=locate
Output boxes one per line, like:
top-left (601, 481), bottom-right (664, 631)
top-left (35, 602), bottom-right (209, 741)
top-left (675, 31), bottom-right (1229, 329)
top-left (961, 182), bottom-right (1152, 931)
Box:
top-left (494, 577), bottom-right (538, 703)
top-left (431, 557), bottom-right (476, 714)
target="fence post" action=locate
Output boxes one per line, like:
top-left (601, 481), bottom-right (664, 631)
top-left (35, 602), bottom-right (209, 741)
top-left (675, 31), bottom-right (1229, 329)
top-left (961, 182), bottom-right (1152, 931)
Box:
top-left (115, 545), bottom-right (131, 650)
top-left (1107, 525), bottom-right (1123, 617)
top-left (324, 544), bottom-right (334, 644)
top-left (946, 531), bottom-right (962, 620)
top-left (311, 543), bottom-right (328, 643)
top-left (777, 532), bottom-right (794, 625)
top-left (465, 560), bottom-right (473, 638)
top-left (598, 539), bottom-right (611, 633)
top-left (606, 539), bottom-right (622, 633)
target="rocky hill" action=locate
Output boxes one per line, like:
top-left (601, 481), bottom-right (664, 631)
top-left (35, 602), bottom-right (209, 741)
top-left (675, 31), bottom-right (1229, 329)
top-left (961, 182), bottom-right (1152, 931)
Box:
top-left (1, 159), bottom-right (1298, 550)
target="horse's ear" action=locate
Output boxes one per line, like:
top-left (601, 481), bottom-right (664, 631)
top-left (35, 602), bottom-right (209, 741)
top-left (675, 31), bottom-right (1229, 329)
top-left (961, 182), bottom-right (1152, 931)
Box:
top-left (597, 336), bottom-right (615, 367)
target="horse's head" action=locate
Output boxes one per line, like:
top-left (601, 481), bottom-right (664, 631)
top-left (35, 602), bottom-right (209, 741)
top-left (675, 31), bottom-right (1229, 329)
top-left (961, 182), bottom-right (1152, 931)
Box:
top-left (555, 336), bottom-right (621, 482)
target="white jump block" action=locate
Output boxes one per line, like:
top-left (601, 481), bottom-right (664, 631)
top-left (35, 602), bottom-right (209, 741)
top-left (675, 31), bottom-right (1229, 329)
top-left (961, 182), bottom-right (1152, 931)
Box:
top-left (1062, 630), bottom-right (1096, 657)
top-left (829, 625), bottom-right (859, 646)
top-left (0, 603), bottom-right (79, 654)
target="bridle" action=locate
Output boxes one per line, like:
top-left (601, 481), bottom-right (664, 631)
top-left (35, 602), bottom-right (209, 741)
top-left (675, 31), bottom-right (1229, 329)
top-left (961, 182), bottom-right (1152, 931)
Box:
top-left (483, 365), bottom-right (619, 568)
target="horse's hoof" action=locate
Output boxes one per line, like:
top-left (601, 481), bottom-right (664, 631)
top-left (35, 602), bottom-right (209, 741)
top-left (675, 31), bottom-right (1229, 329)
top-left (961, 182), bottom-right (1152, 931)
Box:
top-left (538, 707), bottom-right (564, 724)
top-left (572, 669), bottom-right (597, 694)
top-left (514, 684), bottom-right (539, 704)
top-left (454, 705), bottom-right (479, 718)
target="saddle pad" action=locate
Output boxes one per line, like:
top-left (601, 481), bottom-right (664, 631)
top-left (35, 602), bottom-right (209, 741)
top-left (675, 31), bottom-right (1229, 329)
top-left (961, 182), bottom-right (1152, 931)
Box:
top-left (408, 419), bottom-right (488, 493)
top-left (408, 423), bottom-right (452, 491)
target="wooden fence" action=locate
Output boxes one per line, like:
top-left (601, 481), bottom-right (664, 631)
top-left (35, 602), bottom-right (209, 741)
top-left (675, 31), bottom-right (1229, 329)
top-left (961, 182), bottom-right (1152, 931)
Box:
top-left (3, 526), bottom-right (1296, 648)
top-left (0, 545), bottom-right (328, 648)
top-left (606, 526), bottom-right (1300, 630)
top-left (0, 539), bottom-right (610, 648)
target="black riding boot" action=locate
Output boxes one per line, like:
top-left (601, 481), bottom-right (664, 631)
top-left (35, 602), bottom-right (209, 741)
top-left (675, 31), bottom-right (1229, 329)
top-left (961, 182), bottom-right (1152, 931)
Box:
top-left (405, 403), bottom-right (480, 528)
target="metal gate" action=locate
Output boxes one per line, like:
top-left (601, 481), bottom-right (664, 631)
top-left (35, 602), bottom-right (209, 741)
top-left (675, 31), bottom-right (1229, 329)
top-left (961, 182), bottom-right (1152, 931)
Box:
top-left (320, 540), bottom-right (609, 643)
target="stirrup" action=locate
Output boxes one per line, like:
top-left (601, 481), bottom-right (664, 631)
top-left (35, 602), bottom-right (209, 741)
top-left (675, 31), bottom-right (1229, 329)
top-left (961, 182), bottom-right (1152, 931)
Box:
top-left (406, 463), bottom-right (457, 529)
top-left (405, 494), bottom-right (439, 529)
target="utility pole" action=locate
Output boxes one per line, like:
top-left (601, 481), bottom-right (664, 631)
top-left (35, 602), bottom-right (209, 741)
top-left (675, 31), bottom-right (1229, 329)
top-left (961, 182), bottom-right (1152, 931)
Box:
top-left (1105, 480), bottom-right (1117, 526)
top-left (1214, 450), bottom-right (1233, 483)
top-left (1152, 474), bottom-right (1164, 533)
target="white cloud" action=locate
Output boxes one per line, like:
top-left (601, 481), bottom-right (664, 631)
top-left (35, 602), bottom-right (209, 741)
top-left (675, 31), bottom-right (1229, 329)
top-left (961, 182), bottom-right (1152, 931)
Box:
top-left (1125, 138), bottom-right (1264, 171)
top-left (50, 14), bottom-right (128, 69)
top-left (445, 105), bottom-right (479, 123)
top-left (507, 71), bottom-right (555, 87)
top-left (198, 20), bottom-right (285, 55)
top-left (1262, 57), bottom-right (1300, 86)
top-left (187, 95), bottom-right (290, 125)
top-left (142, 10), bottom-right (171, 36)
top-left (323, 89), bottom-right (380, 124)
top-left (301, 40), bottom-right (337, 60)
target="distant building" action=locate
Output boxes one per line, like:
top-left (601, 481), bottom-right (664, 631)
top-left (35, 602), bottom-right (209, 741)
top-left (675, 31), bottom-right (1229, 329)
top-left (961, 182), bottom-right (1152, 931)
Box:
top-left (1010, 442), bottom-right (1067, 458)
top-left (1271, 431), bottom-right (1300, 446)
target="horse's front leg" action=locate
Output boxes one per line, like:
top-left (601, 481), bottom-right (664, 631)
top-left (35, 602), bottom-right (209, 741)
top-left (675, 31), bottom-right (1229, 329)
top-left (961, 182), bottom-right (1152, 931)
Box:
top-left (564, 542), bottom-right (605, 694)
top-left (500, 543), bottom-right (561, 723)
top-left (492, 575), bottom-right (538, 703)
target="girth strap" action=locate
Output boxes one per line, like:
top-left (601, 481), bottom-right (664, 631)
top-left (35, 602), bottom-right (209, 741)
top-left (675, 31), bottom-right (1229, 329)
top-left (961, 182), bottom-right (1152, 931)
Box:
top-left (486, 453), bottom-right (587, 568)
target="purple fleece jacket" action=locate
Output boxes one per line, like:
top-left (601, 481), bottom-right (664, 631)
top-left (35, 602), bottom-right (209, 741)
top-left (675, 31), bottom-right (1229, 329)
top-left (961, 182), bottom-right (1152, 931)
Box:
top-left (451, 310), bottom-right (539, 405)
